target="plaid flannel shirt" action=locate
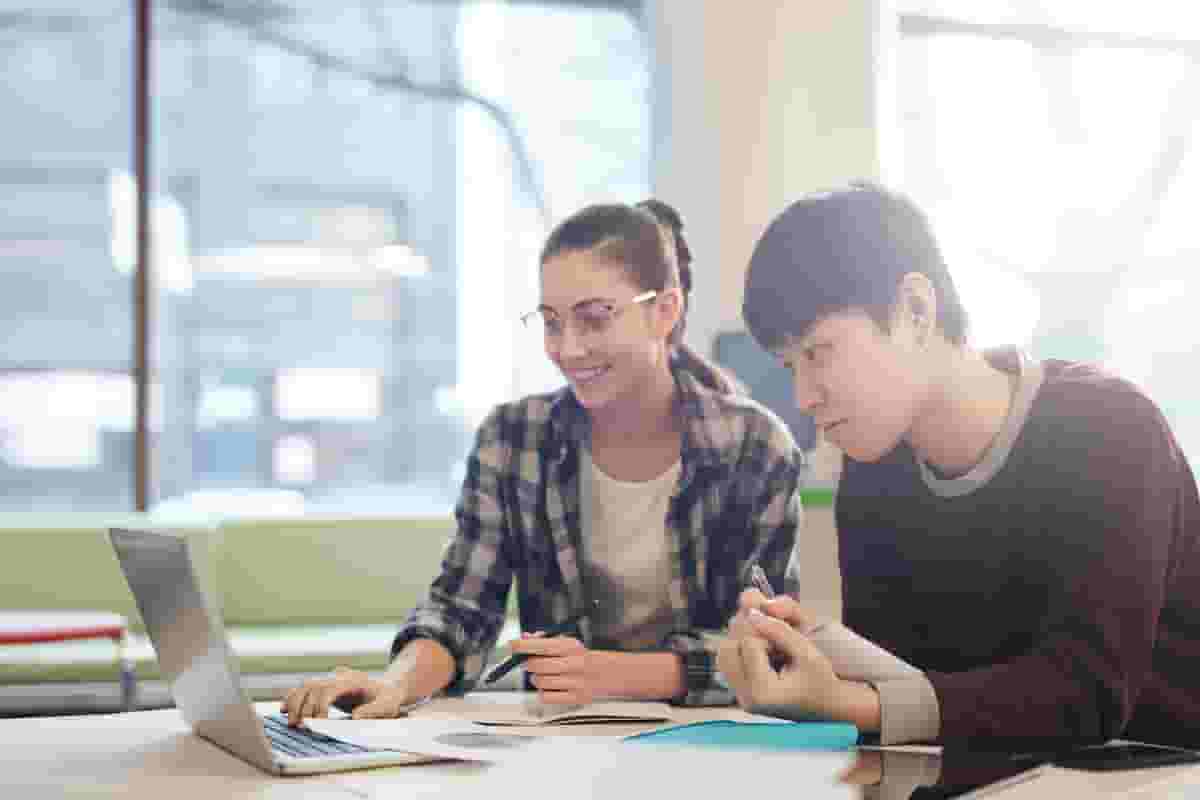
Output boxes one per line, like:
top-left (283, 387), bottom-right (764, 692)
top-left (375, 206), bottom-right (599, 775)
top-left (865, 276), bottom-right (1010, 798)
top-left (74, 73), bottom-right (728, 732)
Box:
top-left (392, 368), bottom-right (805, 706)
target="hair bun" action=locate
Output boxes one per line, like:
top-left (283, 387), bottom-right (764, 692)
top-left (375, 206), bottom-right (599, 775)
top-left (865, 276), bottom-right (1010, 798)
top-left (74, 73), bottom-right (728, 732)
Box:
top-left (636, 199), bottom-right (692, 294)
top-left (636, 198), bottom-right (683, 233)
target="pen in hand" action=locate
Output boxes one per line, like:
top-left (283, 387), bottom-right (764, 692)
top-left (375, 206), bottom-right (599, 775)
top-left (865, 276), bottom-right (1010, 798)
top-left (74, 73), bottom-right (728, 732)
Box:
top-left (483, 619), bottom-right (579, 685)
top-left (746, 564), bottom-right (787, 671)
top-left (747, 563), bottom-right (826, 636)
top-left (750, 564), bottom-right (776, 599)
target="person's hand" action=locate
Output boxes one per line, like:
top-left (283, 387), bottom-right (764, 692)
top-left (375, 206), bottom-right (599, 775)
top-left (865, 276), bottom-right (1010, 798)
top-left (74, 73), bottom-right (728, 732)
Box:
top-left (728, 588), bottom-right (770, 639)
top-left (729, 590), bottom-right (826, 670)
top-left (509, 632), bottom-right (605, 705)
top-left (282, 666), bottom-right (423, 726)
top-left (840, 750), bottom-right (883, 786)
top-left (717, 608), bottom-right (841, 718)
top-left (734, 588), bottom-right (823, 633)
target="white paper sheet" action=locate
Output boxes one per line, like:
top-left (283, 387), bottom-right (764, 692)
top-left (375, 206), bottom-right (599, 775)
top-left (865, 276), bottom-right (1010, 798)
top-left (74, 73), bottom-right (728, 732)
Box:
top-left (304, 716), bottom-right (547, 763)
top-left (482, 737), bottom-right (856, 799)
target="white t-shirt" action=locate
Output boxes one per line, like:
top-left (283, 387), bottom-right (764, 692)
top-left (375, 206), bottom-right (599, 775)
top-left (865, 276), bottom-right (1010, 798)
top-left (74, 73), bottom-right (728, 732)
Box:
top-left (580, 448), bottom-right (680, 651)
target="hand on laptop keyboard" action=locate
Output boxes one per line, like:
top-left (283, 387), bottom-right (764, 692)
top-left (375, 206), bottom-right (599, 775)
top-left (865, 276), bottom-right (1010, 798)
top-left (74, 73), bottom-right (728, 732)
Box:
top-left (282, 666), bottom-right (427, 727)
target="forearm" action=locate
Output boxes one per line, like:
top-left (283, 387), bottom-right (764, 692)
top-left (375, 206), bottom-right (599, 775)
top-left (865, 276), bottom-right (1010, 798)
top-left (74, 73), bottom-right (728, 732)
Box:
top-left (593, 650), bottom-right (686, 701)
top-left (383, 638), bottom-right (457, 698)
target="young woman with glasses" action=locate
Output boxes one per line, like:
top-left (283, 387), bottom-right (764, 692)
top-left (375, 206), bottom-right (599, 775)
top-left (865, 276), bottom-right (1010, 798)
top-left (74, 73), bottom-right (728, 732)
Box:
top-left (283, 200), bottom-right (806, 724)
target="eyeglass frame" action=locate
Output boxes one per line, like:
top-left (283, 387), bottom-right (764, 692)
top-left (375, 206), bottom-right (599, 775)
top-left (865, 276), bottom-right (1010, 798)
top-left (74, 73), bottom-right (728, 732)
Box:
top-left (520, 289), bottom-right (660, 340)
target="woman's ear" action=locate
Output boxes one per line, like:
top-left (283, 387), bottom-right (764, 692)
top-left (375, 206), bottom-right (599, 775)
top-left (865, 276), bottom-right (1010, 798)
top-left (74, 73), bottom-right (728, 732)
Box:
top-left (653, 287), bottom-right (684, 339)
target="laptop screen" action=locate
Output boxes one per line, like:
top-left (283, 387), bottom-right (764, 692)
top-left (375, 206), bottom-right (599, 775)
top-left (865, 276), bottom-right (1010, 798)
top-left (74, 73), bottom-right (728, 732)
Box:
top-left (109, 529), bottom-right (262, 743)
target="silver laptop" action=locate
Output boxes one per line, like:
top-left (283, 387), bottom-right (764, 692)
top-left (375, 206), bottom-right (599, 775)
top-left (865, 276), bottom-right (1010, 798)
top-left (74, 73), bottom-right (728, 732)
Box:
top-left (108, 527), bottom-right (438, 775)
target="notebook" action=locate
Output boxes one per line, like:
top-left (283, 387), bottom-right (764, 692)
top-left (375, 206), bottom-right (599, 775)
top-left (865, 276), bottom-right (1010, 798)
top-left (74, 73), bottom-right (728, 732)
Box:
top-left (469, 700), bottom-right (674, 726)
top-left (624, 719), bottom-right (860, 751)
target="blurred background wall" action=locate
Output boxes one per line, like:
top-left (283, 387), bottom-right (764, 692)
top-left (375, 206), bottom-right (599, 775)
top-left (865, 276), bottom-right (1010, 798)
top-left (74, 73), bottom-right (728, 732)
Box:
top-left (3, 0), bottom-right (1199, 514)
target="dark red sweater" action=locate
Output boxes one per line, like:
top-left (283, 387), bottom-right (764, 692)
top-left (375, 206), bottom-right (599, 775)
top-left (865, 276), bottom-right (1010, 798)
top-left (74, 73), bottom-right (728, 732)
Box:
top-left (838, 352), bottom-right (1200, 745)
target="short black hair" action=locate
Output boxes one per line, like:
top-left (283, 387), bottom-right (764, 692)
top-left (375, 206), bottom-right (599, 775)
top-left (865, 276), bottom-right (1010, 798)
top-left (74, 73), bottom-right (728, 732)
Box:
top-left (742, 181), bottom-right (968, 351)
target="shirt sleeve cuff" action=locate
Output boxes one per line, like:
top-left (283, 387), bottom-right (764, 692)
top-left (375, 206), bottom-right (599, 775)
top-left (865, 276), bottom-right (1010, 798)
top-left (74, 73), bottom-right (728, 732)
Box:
top-left (390, 625), bottom-right (467, 693)
top-left (878, 750), bottom-right (942, 798)
top-left (663, 632), bottom-right (737, 706)
top-left (874, 673), bottom-right (941, 745)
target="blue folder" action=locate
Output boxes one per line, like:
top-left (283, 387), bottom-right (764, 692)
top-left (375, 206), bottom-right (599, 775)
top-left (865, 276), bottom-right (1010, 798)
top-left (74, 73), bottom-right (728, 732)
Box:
top-left (623, 719), bottom-right (859, 751)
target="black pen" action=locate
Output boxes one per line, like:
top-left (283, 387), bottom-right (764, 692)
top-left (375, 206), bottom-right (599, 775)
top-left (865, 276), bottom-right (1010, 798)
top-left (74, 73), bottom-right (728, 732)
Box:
top-left (748, 563), bottom-right (826, 636)
top-left (483, 619), bottom-right (579, 685)
top-left (747, 564), bottom-right (787, 671)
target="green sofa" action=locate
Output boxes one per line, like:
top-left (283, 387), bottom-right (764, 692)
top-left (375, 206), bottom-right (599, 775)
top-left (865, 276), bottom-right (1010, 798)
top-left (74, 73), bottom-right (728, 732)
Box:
top-left (0, 488), bottom-right (836, 707)
top-left (0, 514), bottom-right (457, 689)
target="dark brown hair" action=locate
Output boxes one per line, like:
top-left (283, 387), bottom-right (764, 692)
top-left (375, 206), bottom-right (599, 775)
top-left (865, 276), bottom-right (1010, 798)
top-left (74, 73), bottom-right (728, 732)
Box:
top-left (744, 181), bottom-right (969, 351)
top-left (540, 200), bottom-right (738, 394)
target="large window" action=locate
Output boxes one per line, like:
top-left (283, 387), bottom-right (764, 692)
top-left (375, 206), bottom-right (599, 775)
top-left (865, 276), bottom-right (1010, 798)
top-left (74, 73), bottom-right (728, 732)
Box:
top-left (0, 1), bottom-right (650, 515)
top-left (0, 5), bottom-right (135, 511)
top-left (456, 3), bottom-right (652, 424)
top-left (894, 2), bottom-right (1200, 462)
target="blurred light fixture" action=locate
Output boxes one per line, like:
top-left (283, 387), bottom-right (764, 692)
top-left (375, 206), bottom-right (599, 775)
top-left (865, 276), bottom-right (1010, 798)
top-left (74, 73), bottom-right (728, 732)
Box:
top-left (108, 169), bottom-right (194, 293)
top-left (194, 242), bottom-right (427, 283)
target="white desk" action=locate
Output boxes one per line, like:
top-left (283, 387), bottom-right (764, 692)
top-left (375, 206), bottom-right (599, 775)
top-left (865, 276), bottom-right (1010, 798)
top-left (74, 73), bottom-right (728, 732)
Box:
top-left (2, 702), bottom-right (494, 799)
top-left (3, 697), bottom-right (1199, 799)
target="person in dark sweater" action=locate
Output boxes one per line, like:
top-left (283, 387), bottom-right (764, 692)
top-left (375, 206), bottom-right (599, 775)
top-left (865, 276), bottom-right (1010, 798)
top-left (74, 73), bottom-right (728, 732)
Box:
top-left (716, 182), bottom-right (1200, 747)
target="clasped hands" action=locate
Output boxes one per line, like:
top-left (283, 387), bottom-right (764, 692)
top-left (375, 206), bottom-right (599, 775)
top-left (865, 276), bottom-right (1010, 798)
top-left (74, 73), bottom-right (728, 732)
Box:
top-left (717, 589), bottom-right (865, 724)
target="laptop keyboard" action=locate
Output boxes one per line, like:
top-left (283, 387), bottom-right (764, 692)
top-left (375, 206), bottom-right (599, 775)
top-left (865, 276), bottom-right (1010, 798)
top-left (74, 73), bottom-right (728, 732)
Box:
top-left (262, 714), bottom-right (373, 759)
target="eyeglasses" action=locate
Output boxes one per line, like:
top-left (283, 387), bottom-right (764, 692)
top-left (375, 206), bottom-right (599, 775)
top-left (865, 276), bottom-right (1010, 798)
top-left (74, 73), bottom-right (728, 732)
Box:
top-left (520, 290), bottom-right (658, 340)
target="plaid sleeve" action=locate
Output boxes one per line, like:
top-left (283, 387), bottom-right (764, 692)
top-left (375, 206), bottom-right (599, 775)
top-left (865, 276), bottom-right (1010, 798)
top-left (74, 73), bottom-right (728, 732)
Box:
top-left (664, 418), bottom-right (806, 707)
top-left (391, 405), bottom-right (517, 695)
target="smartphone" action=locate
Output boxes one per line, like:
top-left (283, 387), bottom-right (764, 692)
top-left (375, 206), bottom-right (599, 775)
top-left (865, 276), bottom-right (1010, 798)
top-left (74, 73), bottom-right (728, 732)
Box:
top-left (1051, 742), bottom-right (1200, 772)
